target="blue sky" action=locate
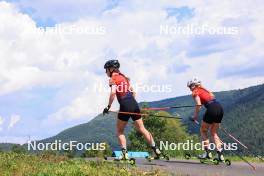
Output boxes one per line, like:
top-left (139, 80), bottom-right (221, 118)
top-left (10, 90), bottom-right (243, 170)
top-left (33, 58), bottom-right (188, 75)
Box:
top-left (0, 0), bottom-right (263, 143)
top-left (5, 0), bottom-right (122, 27)
top-left (166, 7), bottom-right (194, 22)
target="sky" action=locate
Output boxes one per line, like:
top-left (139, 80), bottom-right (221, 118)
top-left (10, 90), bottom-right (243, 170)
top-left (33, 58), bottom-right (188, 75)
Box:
top-left (0, 0), bottom-right (263, 144)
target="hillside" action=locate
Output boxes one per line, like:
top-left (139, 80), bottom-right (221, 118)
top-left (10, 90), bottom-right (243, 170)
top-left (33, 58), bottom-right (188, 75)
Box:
top-left (146, 84), bottom-right (264, 155)
top-left (38, 113), bottom-right (133, 151)
top-left (4, 84), bottom-right (263, 156)
top-left (0, 143), bottom-right (18, 151)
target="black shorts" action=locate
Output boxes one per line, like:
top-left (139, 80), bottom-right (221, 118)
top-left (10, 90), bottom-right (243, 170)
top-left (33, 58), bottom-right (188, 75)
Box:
top-left (118, 97), bottom-right (141, 122)
top-left (203, 101), bottom-right (224, 124)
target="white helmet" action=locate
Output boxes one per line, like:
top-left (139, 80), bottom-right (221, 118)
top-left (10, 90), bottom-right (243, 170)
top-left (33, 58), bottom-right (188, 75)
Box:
top-left (187, 78), bottom-right (201, 88)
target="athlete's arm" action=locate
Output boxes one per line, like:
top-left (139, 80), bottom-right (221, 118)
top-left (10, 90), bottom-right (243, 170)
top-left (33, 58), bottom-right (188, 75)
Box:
top-left (193, 96), bottom-right (202, 120)
top-left (108, 84), bottom-right (117, 107)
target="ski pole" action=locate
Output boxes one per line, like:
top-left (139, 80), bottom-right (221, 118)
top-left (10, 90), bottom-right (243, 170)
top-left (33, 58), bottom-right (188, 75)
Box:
top-left (109, 110), bottom-right (182, 119)
top-left (141, 105), bottom-right (199, 111)
top-left (218, 139), bottom-right (256, 170)
top-left (220, 126), bottom-right (264, 162)
top-left (220, 127), bottom-right (248, 149)
top-left (189, 118), bottom-right (256, 170)
top-left (190, 117), bottom-right (200, 125)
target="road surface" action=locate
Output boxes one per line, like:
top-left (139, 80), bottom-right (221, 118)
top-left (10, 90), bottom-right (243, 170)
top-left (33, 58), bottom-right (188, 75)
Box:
top-left (87, 157), bottom-right (264, 176)
top-left (135, 158), bottom-right (264, 176)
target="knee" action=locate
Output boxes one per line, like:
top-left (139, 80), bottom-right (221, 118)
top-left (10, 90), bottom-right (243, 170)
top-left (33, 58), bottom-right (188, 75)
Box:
top-left (137, 126), bottom-right (146, 133)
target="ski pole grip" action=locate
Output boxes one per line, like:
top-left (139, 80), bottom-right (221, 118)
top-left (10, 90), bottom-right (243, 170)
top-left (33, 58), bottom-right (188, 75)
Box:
top-left (189, 117), bottom-right (199, 125)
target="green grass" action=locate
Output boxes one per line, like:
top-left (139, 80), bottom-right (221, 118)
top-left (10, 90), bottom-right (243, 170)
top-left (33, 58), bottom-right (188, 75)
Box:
top-left (3, 152), bottom-right (261, 176)
top-left (0, 152), bottom-right (171, 176)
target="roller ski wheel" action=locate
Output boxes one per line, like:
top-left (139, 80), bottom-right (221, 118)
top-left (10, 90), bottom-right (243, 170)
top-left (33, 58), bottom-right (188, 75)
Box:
top-left (185, 153), bottom-right (231, 166)
top-left (184, 153), bottom-right (191, 160)
top-left (114, 158), bottom-right (136, 166)
top-left (104, 157), bottom-right (136, 166)
top-left (213, 158), bottom-right (220, 165)
top-left (128, 158), bottom-right (136, 166)
top-left (199, 158), bottom-right (218, 165)
top-left (145, 153), bottom-right (170, 162)
top-left (199, 159), bottom-right (205, 164)
top-left (200, 158), bottom-right (231, 166)
top-left (212, 157), bottom-right (231, 166)
top-left (224, 159), bottom-right (231, 166)
top-left (145, 156), bottom-right (152, 162)
top-left (164, 154), bottom-right (170, 161)
top-left (215, 158), bottom-right (231, 166)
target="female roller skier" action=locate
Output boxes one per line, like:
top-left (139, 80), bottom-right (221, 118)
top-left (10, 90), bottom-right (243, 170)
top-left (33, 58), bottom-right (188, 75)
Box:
top-left (103, 59), bottom-right (162, 160)
top-left (188, 78), bottom-right (225, 161)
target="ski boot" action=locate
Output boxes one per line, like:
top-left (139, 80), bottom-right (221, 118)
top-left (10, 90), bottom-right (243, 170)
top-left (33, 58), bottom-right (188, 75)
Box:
top-left (213, 151), bottom-right (231, 166)
top-left (198, 150), bottom-right (217, 164)
top-left (152, 146), bottom-right (162, 159)
top-left (198, 151), bottom-right (213, 160)
top-left (145, 146), bottom-right (170, 162)
top-left (217, 151), bottom-right (225, 162)
top-left (118, 148), bottom-right (129, 160)
top-left (110, 148), bottom-right (136, 166)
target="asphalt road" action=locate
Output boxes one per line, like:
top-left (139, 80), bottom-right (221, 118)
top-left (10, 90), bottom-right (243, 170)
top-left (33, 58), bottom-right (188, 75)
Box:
top-left (135, 158), bottom-right (264, 176)
top-left (88, 157), bottom-right (264, 176)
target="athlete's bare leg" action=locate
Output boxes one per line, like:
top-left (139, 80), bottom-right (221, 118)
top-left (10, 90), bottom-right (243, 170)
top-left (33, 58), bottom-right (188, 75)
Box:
top-left (116, 119), bottom-right (128, 149)
top-left (211, 123), bottom-right (225, 160)
top-left (211, 123), bottom-right (222, 151)
top-left (133, 118), bottom-right (154, 145)
top-left (200, 121), bottom-right (210, 149)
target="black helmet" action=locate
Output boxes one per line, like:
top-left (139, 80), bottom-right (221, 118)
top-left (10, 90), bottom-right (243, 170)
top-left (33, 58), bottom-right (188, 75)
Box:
top-left (104, 60), bottom-right (120, 69)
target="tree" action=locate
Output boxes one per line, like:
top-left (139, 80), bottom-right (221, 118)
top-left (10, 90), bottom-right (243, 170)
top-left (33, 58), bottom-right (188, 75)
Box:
top-left (128, 109), bottom-right (200, 157)
top-left (85, 142), bottom-right (112, 158)
top-left (11, 144), bottom-right (26, 154)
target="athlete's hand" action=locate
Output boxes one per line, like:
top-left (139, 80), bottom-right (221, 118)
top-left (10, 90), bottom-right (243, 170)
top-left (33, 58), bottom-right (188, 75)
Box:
top-left (103, 105), bottom-right (110, 115)
top-left (191, 115), bottom-right (199, 125)
top-left (192, 115), bottom-right (198, 121)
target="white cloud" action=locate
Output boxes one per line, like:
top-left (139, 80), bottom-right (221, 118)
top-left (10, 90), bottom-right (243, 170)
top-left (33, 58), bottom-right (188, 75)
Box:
top-left (0, 116), bottom-right (3, 125)
top-left (0, 116), bottom-right (4, 131)
top-left (8, 114), bottom-right (21, 129)
top-left (44, 76), bottom-right (113, 124)
top-left (0, 136), bottom-right (28, 144)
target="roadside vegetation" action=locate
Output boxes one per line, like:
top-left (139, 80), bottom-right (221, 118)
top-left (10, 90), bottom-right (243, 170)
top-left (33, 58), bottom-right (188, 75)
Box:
top-left (0, 152), bottom-right (171, 176)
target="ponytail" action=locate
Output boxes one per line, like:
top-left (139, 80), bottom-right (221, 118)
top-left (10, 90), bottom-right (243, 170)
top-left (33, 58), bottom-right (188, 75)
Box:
top-left (119, 72), bottom-right (130, 82)
top-left (112, 69), bottom-right (130, 82)
top-left (198, 85), bottom-right (215, 98)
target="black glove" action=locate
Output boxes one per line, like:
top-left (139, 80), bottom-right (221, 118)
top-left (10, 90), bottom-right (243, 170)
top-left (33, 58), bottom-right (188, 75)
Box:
top-left (103, 105), bottom-right (110, 115)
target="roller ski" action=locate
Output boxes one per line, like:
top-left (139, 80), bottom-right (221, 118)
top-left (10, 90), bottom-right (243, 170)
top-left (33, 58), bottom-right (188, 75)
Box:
top-left (104, 149), bottom-right (136, 166)
top-left (184, 151), bottom-right (231, 166)
top-left (209, 151), bottom-right (231, 166)
top-left (145, 146), bottom-right (170, 162)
